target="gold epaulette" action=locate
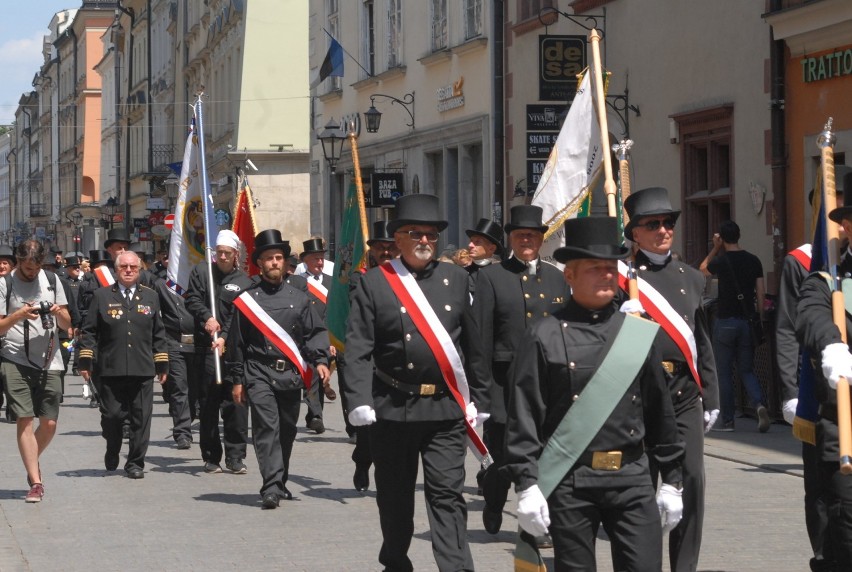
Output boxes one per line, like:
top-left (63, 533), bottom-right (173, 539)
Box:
top-left (79, 349), bottom-right (94, 359)
top-left (153, 352), bottom-right (169, 362)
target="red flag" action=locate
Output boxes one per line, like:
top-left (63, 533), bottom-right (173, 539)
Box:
top-left (233, 185), bottom-right (260, 276)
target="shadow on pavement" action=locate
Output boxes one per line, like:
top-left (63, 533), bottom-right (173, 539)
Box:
top-left (55, 468), bottom-right (116, 478)
top-left (194, 492), bottom-right (263, 507)
top-left (60, 430), bottom-right (101, 437)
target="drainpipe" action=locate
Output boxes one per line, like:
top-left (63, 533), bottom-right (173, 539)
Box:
top-left (69, 27), bottom-right (78, 204)
top-left (769, 0), bottom-right (787, 291)
top-left (147, 0), bottom-right (154, 200)
top-left (116, 2), bottom-right (135, 229)
top-left (492, 0), bottom-right (505, 224)
top-left (22, 107), bottom-right (32, 221)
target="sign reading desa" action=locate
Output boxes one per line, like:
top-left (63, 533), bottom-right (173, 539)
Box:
top-left (539, 35), bottom-right (586, 102)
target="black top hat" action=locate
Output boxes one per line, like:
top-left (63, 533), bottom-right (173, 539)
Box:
top-left (504, 205), bottom-right (548, 234)
top-left (554, 217), bottom-right (630, 263)
top-left (828, 171), bottom-right (852, 223)
top-left (65, 255), bottom-right (82, 267)
top-left (252, 229), bottom-right (291, 264)
top-left (623, 187), bottom-right (681, 240)
top-left (0, 245), bottom-right (15, 262)
top-left (299, 238), bottom-right (327, 259)
top-left (104, 228), bottom-right (131, 248)
top-left (386, 195), bottom-right (448, 235)
top-left (466, 218), bottom-right (505, 255)
top-left (367, 220), bottom-right (394, 246)
top-left (89, 249), bottom-right (112, 266)
top-left (50, 246), bottom-right (63, 255)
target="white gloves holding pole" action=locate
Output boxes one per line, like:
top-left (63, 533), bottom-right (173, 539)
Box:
top-left (516, 485), bottom-right (550, 537)
top-left (703, 409), bottom-right (720, 433)
top-left (821, 343), bottom-right (852, 389)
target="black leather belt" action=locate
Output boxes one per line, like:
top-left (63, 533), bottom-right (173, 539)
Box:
top-left (253, 356), bottom-right (295, 373)
top-left (167, 331), bottom-right (195, 345)
top-left (661, 360), bottom-right (689, 375)
top-left (576, 444), bottom-right (644, 471)
top-left (375, 369), bottom-right (447, 397)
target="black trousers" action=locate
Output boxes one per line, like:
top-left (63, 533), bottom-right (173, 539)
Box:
top-left (100, 376), bottom-right (153, 471)
top-left (819, 455), bottom-right (852, 568)
top-left (804, 442), bottom-right (836, 569)
top-left (304, 370), bottom-right (325, 423)
top-left (370, 418), bottom-right (473, 572)
top-left (164, 349), bottom-right (199, 442)
top-left (198, 353), bottom-right (248, 464)
top-left (246, 381), bottom-right (300, 497)
top-left (337, 354), bottom-right (371, 465)
top-left (549, 476), bottom-right (662, 572)
top-left (650, 396), bottom-right (704, 572)
top-left (480, 418), bottom-right (511, 512)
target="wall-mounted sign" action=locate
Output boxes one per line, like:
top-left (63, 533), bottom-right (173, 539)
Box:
top-left (147, 197), bottom-right (167, 210)
top-left (526, 104), bottom-right (567, 131)
top-left (437, 77), bottom-right (465, 112)
top-left (801, 49), bottom-right (852, 83)
top-left (369, 173), bottom-right (404, 207)
top-left (132, 217), bottom-right (149, 229)
top-left (215, 208), bottom-right (231, 226)
top-left (539, 35), bottom-right (585, 102)
top-left (526, 132), bottom-right (560, 160)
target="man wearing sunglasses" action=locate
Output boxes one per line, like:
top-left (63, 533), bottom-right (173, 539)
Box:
top-left (344, 194), bottom-right (490, 571)
top-left (622, 186), bottom-right (719, 572)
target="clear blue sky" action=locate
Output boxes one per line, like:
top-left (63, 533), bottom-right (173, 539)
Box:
top-left (0, 1), bottom-right (83, 125)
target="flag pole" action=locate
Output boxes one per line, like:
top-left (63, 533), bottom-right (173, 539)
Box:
top-left (589, 29), bottom-right (617, 218)
top-left (817, 117), bottom-right (852, 473)
top-left (194, 92), bottom-right (223, 385)
top-left (347, 123), bottom-right (370, 250)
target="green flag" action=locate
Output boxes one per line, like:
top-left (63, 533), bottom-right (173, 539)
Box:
top-left (327, 182), bottom-right (366, 350)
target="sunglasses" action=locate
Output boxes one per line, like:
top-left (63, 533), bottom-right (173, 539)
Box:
top-left (398, 230), bottom-right (439, 243)
top-left (638, 218), bottom-right (676, 231)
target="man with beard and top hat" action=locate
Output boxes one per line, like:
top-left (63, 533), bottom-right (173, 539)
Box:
top-left (339, 220), bottom-right (400, 490)
top-left (78, 251), bottom-right (169, 479)
top-left (621, 186), bottom-right (719, 572)
top-left (505, 216), bottom-right (684, 572)
top-left (472, 204), bottom-right (568, 539)
top-left (464, 218), bottom-right (504, 297)
top-left (224, 229), bottom-right (331, 508)
top-left (299, 237), bottom-right (337, 434)
top-left (775, 166), bottom-right (850, 572)
top-left (185, 230), bottom-right (252, 475)
top-left (796, 169), bottom-right (852, 568)
top-left (344, 194), bottom-right (491, 571)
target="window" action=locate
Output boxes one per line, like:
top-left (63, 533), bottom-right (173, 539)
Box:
top-left (431, 0), bottom-right (447, 51)
top-left (519, 0), bottom-right (554, 22)
top-left (362, 0), bottom-right (375, 77)
top-left (387, 0), bottom-right (402, 68)
top-left (672, 105), bottom-right (733, 264)
top-left (327, 0), bottom-right (341, 90)
top-left (464, 0), bottom-right (482, 39)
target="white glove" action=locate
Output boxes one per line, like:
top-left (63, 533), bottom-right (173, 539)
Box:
top-left (656, 483), bottom-right (684, 534)
top-left (476, 412), bottom-right (491, 426)
top-left (821, 343), bottom-right (852, 389)
top-left (465, 402), bottom-right (478, 427)
top-left (516, 485), bottom-right (551, 537)
top-left (348, 405), bottom-right (377, 427)
top-left (703, 409), bottom-right (720, 434)
top-left (619, 298), bottom-right (645, 314)
top-left (782, 399), bottom-right (798, 425)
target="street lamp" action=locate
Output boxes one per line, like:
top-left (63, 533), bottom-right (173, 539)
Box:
top-left (101, 196), bottom-right (119, 229)
top-left (364, 92), bottom-right (415, 133)
top-left (71, 212), bottom-right (83, 255)
top-left (318, 119), bottom-right (346, 174)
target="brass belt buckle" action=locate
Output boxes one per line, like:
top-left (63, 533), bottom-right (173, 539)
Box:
top-left (591, 451), bottom-right (623, 471)
top-left (180, 334), bottom-right (194, 344)
top-left (419, 384), bottom-right (436, 396)
top-left (274, 359), bottom-right (287, 372)
top-left (661, 361), bottom-right (674, 374)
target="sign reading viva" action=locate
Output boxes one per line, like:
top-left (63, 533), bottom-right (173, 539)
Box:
top-left (437, 77), bottom-right (465, 112)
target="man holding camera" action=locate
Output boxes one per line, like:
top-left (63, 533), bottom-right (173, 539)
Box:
top-left (0, 240), bottom-right (71, 503)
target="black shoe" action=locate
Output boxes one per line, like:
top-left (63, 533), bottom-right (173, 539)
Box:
top-left (126, 468), bottom-right (144, 479)
top-left (105, 452), bottom-right (119, 471)
top-left (281, 486), bottom-right (293, 501)
top-left (353, 465), bottom-right (370, 491)
top-left (122, 425), bottom-right (131, 440)
top-left (307, 417), bottom-right (325, 434)
top-left (483, 506), bottom-right (503, 535)
top-left (175, 437), bottom-right (192, 450)
top-left (262, 493), bottom-right (279, 509)
top-left (225, 458), bottom-right (247, 474)
top-left (88, 398), bottom-right (99, 409)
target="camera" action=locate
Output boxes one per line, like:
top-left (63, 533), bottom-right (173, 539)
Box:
top-left (36, 301), bottom-right (54, 330)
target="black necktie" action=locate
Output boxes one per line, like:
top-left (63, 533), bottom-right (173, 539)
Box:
top-left (124, 288), bottom-right (133, 307)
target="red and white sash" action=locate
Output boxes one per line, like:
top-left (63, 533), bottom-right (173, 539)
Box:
top-left (790, 244), bottom-right (812, 270)
top-left (94, 266), bottom-right (116, 287)
top-left (233, 291), bottom-right (313, 389)
top-left (380, 259), bottom-right (491, 464)
top-left (306, 277), bottom-right (328, 305)
top-left (617, 260), bottom-right (703, 389)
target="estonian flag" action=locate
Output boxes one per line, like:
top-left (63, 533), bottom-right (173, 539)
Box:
top-left (311, 38), bottom-right (344, 89)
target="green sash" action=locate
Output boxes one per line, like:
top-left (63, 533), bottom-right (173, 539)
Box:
top-left (514, 314), bottom-right (660, 572)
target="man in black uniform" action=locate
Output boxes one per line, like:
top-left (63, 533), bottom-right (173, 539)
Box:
top-left (77, 249), bottom-right (112, 407)
top-left (797, 172), bottom-right (852, 568)
top-left (50, 247), bottom-right (67, 278)
top-left (226, 229), bottom-right (331, 507)
top-left (185, 230), bottom-right (252, 474)
top-left (300, 237), bottom-right (336, 434)
top-left (64, 256), bottom-right (83, 377)
top-left (464, 218), bottom-right (503, 294)
top-left (623, 187), bottom-right (719, 572)
top-left (344, 194), bottom-right (490, 572)
top-left (78, 251), bottom-right (169, 479)
top-left (473, 204), bottom-right (568, 535)
top-left (505, 216), bottom-right (685, 571)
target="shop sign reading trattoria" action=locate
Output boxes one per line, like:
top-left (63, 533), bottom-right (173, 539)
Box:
top-left (802, 48), bottom-right (852, 83)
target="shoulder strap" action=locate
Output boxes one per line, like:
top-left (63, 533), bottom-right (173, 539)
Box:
top-left (4, 274), bottom-right (10, 315)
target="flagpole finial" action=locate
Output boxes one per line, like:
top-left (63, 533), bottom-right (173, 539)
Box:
top-left (817, 117), bottom-right (836, 149)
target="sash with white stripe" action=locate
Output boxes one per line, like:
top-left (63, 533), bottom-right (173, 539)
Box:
top-left (233, 291), bottom-right (313, 389)
top-left (379, 259), bottom-right (491, 464)
top-left (94, 266), bottom-right (115, 287)
top-left (617, 260), bottom-right (703, 389)
top-left (306, 278), bottom-right (328, 305)
top-left (790, 244), bottom-right (812, 270)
